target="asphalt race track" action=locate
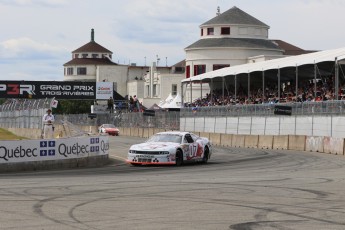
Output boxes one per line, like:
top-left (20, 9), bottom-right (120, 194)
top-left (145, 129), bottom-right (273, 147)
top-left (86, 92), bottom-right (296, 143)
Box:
top-left (1, 136), bottom-right (345, 230)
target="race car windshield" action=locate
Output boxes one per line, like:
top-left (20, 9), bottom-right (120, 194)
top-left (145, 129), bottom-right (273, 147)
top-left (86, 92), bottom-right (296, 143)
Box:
top-left (147, 134), bottom-right (182, 143)
top-left (103, 124), bottom-right (116, 128)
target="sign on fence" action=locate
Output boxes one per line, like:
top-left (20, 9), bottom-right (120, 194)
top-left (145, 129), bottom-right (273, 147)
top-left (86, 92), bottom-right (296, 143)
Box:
top-left (274, 105), bottom-right (292, 116)
top-left (0, 136), bottom-right (109, 164)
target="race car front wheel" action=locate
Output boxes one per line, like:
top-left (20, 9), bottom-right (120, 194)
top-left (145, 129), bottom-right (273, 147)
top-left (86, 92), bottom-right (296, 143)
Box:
top-left (202, 147), bottom-right (209, 164)
top-left (175, 150), bottom-right (183, 166)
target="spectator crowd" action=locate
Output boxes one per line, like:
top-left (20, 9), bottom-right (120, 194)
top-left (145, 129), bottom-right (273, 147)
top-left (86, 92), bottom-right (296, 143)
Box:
top-left (185, 75), bottom-right (345, 107)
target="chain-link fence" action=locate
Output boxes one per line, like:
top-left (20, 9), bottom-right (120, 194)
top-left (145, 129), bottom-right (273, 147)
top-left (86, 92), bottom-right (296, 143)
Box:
top-left (2, 100), bottom-right (345, 130)
top-left (0, 98), bottom-right (55, 129)
top-left (59, 111), bottom-right (180, 130)
top-left (180, 101), bottom-right (345, 117)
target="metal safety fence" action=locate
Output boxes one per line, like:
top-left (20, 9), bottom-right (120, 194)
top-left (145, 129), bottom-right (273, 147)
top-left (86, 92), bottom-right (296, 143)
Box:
top-left (2, 100), bottom-right (345, 130)
top-left (0, 98), bottom-right (55, 129)
top-left (180, 101), bottom-right (345, 117)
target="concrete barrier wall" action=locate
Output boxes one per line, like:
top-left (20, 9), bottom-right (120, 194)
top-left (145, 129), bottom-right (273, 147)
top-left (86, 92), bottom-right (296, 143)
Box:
top-left (258, 135), bottom-right (273, 149)
top-left (244, 135), bottom-right (258, 148)
top-left (323, 137), bottom-right (344, 155)
top-left (209, 133), bottom-right (221, 146)
top-left (199, 132), bottom-right (210, 140)
top-left (288, 135), bottom-right (306, 151)
top-left (273, 135), bottom-right (289, 150)
top-left (0, 155), bottom-right (109, 173)
top-left (232, 135), bottom-right (245, 148)
top-left (220, 134), bottom-right (232, 147)
top-left (142, 128), bottom-right (149, 138)
top-left (130, 127), bottom-right (139, 137)
top-left (148, 128), bottom-right (154, 137)
top-left (306, 136), bottom-right (324, 152)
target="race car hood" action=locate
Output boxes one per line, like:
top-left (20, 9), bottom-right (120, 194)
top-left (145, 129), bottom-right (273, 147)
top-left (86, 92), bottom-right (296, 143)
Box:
top-left (130, 142), bottom-right (179, 151)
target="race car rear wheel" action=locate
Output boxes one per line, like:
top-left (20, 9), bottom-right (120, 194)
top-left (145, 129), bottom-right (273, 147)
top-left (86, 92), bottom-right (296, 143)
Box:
top-left (175, 150), bottom-right (183, 166)
top-left (202, 147), bottom-right (209, 164)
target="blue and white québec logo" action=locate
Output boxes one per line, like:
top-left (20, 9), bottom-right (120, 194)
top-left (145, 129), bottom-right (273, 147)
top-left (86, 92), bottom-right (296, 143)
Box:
top-left (90, 138), bottom-right (100, 153)
top-left (40, 141), bottom-right (56, 156)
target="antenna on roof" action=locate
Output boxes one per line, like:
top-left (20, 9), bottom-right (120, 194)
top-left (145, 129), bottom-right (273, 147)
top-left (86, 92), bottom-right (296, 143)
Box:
top-left (156, 55), bottom-right (160, 66)
top-left (216, 6), bottom-right (220, 16)
top-left (91, 28), bottom-right (95, 42)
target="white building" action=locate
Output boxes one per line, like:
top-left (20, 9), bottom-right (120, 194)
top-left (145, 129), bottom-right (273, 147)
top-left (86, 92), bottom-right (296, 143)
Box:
top-left (63, 29), bottom-right (181, 107)
top-left (63, 7), bottom-right (312, 108)
top-left (183, 6), bottom-right (313, 103)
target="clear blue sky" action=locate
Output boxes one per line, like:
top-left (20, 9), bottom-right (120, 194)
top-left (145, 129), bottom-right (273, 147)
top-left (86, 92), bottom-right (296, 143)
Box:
top-left (0, 0), bottom-right (344, 81)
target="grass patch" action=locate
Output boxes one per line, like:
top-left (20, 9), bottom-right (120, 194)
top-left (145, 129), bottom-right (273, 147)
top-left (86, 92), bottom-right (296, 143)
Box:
top-left (0, 128), bottom-right (27, 140)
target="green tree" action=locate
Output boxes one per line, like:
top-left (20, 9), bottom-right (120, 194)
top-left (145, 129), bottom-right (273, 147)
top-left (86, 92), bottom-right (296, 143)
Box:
top-left (54, 100), bottom-right (94, 114)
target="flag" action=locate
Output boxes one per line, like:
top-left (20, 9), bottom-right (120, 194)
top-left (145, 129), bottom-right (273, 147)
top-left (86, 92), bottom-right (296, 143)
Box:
top-left (51, 100), bottom-right (58, 108)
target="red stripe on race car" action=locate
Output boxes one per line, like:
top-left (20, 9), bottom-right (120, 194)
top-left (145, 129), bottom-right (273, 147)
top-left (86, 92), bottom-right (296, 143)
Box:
top-left (126, 160), bottom-right (175, 165)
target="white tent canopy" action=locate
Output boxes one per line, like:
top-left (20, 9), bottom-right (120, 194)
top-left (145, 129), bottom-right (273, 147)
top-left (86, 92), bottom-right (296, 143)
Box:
top-left (162, 93), bottom-right (182, 109)
top-left (182, 47), bottom-right (345, 83)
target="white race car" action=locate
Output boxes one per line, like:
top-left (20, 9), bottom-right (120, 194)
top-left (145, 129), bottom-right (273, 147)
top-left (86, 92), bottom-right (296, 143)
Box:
top-left (127, 131), bottom-right (212, 166)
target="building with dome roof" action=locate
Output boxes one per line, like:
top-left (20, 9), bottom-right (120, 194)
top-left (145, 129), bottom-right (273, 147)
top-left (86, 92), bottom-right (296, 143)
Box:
top-left (182, 6), bottom-right (313, 102)
top-left (185, 6), bottom-right (284, 78)
top-left (63, 29), bottom-right (182, 106)
top-left (63, 7), bottom-right (313, 108)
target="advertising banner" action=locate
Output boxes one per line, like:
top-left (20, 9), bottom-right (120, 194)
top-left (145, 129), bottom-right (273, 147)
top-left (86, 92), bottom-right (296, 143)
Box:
top-left (96, 82), bottom-right (113, 100)
top-left (274, 105), bottom-right (292, 116)
top-left (0, 81), bottom-right (96, 100)
top-left (0, 136), bottom-right (109, 164)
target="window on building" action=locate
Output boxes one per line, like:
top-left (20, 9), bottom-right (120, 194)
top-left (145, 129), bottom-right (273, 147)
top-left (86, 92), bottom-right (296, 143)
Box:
top-left (186, 65), bottom-right (190, 78)
top-left (213, 64), bottom-right (230, 71)
top-left (172, 84), bottom-right (177, 96)
top-left (74, 54), bottom-right (79, 58)
top-left (174, 67), bottom-right (185, 73)
top-left (82, 54), bottom-right (88, 58)
top-left (77, 67), bottom-right (87, 75)
top-left (145, 85), bottom-right (150, 97)
top-left (92, 54), bottom-right (98, 58)
top-left (200, 28), bottom-right (203, 36)
top-left (207, 28), bottom-right (214, 35)
top-left (194, 65), bottom-right (206, 76)
top-left (67, 67), bottom-right (73, 75)
top-left (153, 84), bottom-right (160, 97)
top-left (221, 27), bottom-right (230, 35)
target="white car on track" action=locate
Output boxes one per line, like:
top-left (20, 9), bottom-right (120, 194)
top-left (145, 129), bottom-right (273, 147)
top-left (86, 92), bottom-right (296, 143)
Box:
top-left (127, 131), bottom-right (212, 166)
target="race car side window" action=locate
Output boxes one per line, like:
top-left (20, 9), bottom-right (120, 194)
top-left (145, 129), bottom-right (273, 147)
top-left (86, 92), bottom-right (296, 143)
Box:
top-left (190, 133), bottom-right (199, 142)
top-left (184, 134), bottom-right (194, 143)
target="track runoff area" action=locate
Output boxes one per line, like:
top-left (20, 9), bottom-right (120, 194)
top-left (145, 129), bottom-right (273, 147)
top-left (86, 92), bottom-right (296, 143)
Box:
top-left (1, 135), bottom-right (345, 229)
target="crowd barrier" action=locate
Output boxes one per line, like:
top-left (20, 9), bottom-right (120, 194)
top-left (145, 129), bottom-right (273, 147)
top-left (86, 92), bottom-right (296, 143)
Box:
top-left (0, 135), bottom-right (109, 172)
top-left (117, 127), bottom-right (345, 155)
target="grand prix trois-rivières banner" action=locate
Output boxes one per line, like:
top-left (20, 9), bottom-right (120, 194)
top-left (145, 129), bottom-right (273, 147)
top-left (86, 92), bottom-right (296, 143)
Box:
top-left (0, 81), bottom-right (114, 100)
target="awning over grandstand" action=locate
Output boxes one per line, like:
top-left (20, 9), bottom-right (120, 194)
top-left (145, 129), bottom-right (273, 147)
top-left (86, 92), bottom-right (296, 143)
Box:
top-left (182, 47), bottom-right (345, 83)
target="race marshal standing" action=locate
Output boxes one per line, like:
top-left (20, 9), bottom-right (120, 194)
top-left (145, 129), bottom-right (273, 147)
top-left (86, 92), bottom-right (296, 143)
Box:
top-left (42, 109), bottom-right (55, 139)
